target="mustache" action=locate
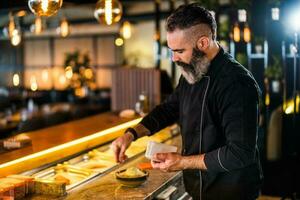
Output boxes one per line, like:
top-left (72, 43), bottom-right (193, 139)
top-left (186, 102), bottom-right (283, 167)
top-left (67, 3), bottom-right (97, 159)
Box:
top-left (175, 61), bottom-right (195, 72)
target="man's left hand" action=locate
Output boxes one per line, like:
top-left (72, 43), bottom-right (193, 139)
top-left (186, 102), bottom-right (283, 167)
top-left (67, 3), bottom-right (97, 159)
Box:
top-left (151, 152), bottom-right (184, 172)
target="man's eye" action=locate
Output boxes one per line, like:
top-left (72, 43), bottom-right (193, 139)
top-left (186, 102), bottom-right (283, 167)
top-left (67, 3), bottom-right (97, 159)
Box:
top-left (177, 51), bottom-right (183, 54)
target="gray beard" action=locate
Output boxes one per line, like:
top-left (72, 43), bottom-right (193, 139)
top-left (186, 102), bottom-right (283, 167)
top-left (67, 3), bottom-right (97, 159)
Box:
top-left (176, 48), bottom-right (210, 84)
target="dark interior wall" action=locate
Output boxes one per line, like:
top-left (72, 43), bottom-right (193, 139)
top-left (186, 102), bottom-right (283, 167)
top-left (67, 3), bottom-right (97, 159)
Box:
top-left (0, 40), bottom-right (23, 87)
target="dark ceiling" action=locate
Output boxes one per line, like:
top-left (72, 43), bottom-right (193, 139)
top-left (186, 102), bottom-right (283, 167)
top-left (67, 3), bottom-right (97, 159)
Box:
top-left (0, 0), bottom-right (173, 30)
top-left (0, 0), bottom-right (164, 11)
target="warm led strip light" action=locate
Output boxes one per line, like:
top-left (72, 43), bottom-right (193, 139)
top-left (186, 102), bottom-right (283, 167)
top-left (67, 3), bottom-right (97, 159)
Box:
top-left (0, 118), bottom-right (142, 169)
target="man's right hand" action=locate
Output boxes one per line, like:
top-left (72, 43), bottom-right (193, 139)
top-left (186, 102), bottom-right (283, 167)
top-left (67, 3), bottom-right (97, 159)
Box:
top-left (111, 132), bottom-right (134, 163)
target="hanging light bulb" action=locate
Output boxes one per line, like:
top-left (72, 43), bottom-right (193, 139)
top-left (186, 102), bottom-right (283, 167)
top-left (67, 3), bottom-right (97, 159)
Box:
top-left (30, 76), bottom-right (38, 91)
top-left (11, 29), bottom-right (22, 46)
top-left (13, 73), bottom-right (20, 87)
top-left (56, 18), bottom-right (69, 37)
top-left (8, 13), bottom-right (16, 38)
top-left (243, 24), bottom-right (251, 43)
top-left (28, 0), bottom-right (63, 17)
top-left (121, 21), bottom-right (132, 39)
top-left (16, 10), bottom-right (27, 17)
top-left (115, 37), bottom-right (124, 46)
top-left (35, 16), bottom-right (43, 34)
top-left (31, 16), bottom-right (43, 34)
top-left (8, 13), bottom-right (22, 46)
top-left (94, 0), bottom-right (122, 25)
top-left (233, 23), bottom-right (240, 42)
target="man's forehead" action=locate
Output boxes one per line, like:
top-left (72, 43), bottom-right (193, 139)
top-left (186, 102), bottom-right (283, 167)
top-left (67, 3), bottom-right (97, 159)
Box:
top-left (166, 29), bottom-right (189, 48)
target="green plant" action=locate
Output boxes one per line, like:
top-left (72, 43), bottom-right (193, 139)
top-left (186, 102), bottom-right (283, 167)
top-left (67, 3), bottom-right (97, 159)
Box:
top-left (264, 55), bottom-right (283, 80)
top-left (219, 14), bottom-right (230, 39)
top-left (64, 50), bottom-right (96, 94)
top-left (64, 50), bottom-right (90, 73)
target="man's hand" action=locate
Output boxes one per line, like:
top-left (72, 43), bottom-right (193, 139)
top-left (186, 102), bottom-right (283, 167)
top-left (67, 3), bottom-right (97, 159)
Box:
top-left (151, 153), bottom-right (207, 172)
top-left (151, 152), bottom-right (184, 172)
top-left (111, 132), bottom-right (134, 163)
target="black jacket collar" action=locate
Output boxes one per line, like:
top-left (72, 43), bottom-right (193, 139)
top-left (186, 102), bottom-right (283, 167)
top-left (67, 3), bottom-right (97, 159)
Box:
top-left (206, 46), bottom-right (227, 78)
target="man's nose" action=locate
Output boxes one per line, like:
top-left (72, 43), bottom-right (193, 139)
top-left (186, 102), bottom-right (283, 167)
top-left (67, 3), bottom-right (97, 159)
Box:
top-left (171, 52), bottom-right (179, 62)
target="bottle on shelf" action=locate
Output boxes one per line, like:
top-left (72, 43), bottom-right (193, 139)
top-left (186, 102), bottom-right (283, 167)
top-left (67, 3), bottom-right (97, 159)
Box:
top-left (135, 91), bottom-right (149, 116)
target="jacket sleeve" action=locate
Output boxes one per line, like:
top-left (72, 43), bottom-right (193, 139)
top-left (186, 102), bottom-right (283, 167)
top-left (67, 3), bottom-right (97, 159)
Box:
top-left (204, 77), bottom-right (260, 173)
top-left (139, 77), bottom-right (182, 135)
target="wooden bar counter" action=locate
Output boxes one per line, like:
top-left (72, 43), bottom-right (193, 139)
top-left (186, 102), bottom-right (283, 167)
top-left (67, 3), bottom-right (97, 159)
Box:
top-left (0, 112), bottom-right (141, 176)
top-left (0, 112), bottom-right (187, 200)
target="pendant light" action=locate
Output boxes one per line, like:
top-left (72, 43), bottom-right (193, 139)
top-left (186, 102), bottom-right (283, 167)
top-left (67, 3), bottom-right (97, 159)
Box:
top-left (121, 21), bottom-right (132, 39)
top-left (94, 0), bottom-right (122, 25)
top-left (30, 16), bottom-right (43, 34)
top-left (28, 0), bottom-right (63, 17)
top-left (56, 17), bottom-right (70, 37)
top-left (243, 24), bottom-right (251, 43)
top-left (8, 13), bottom-right (22, 46)
top-left (11, 29), bottom-right (22, 46)
top-left (115, 37), bottom-right (124, 46)
top-left (233, 23), bottom-right (240, 42)
top-left (13, 73), bottom-right (20, 87)
top-left (8, 13), bottom-right (16, 38)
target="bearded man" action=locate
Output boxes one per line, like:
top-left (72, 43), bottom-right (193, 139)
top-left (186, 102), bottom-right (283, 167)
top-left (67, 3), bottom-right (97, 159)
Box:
top-left (112, 3), bottom-right (263, 200)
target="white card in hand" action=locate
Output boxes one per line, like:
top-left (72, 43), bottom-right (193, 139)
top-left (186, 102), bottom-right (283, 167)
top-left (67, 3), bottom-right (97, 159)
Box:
top-left (145, 141), bottom-right (177, 160)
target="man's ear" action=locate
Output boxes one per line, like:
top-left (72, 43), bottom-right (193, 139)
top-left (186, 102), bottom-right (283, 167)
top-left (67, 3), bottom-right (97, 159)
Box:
top-left (196, 36), bottom-right (210, 51)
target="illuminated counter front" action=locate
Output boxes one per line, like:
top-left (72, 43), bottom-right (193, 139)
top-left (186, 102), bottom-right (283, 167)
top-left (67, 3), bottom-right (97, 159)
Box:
top-left (0, 112), bottom-right (141, 176)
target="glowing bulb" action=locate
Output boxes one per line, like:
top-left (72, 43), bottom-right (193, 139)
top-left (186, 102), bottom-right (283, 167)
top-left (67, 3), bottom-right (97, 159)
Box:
top-left (30, 76), bottom-right (38, 91)
top-left (284, 96), bottom-right (300, 114)
top-left (105, 0), bottom-right (112, 25)
top-left (265, 93), bottom-right (270, 106)
top-left (94, 0), bottom-right (122, 25)
top-left (233, 24), bottom-right (240, 42)
top-left (13, 74), bottom-right (20, 86)
top-left (57, 18), bottom-right (69, 37)
top-left (16, 10), bottom-right (27, 17)
top-left (115, 37), bottom-right (123, 46)
top-left (28, 0), bottom-right (63, 17)
top-left (8, 13), bottom-right (22, 46)
top-left (8, 14), bottom-right (15, 38)
top-left (32, 16), bottom-right (43, 34)
top-left (41, 0), bottom-right (48, 12)
top-left (121, 21), bottom-right (132, 39)
top-left (11, 29), bottom-right (21, 46)
top-left (243, 25), bottom-right (251, 43)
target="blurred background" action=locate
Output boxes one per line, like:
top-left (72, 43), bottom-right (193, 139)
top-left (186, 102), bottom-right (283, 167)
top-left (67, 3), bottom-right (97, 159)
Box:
top-left (0, 0), bottom-right (299, 199)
